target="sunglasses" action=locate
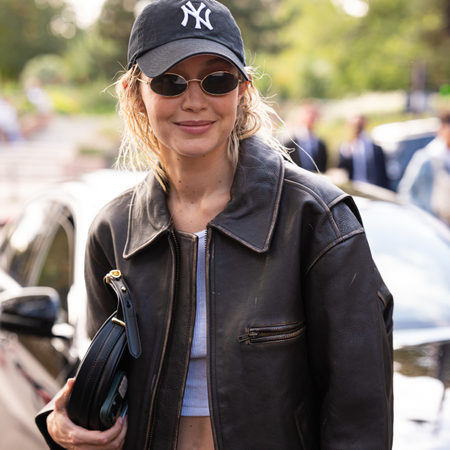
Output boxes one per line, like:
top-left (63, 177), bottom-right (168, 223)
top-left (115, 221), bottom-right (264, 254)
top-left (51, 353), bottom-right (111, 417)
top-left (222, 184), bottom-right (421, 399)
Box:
top-left (138, 71), bottom-right (241, 97)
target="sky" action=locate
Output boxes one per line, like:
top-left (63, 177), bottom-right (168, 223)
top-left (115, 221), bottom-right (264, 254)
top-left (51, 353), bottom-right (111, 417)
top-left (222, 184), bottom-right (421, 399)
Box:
top-left (66, 0), bottom-right (106, 28)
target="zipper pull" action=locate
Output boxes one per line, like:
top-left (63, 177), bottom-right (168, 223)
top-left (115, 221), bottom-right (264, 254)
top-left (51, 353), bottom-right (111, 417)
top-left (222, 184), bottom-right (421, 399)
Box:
top-left (238, 330), bottom-right (258, 344)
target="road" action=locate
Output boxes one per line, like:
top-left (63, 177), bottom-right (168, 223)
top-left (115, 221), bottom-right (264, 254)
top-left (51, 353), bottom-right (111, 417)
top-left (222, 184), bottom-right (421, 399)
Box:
top-left (0, 115), bottom-right (116, 224)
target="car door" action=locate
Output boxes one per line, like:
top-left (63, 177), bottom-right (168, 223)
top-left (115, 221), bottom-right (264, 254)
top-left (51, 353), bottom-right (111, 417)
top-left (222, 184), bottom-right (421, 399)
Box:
top-left (0, 198), bottom-right (77, 450)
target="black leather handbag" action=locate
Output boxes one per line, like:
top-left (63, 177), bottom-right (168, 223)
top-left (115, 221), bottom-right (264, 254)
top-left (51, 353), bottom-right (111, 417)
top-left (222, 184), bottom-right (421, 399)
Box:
top-left (66, 269), bottom-right (141, 431)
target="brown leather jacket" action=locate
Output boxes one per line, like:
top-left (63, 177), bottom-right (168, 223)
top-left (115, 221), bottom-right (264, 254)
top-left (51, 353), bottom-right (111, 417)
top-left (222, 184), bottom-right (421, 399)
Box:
top-left (41, 135), bottom-right (393, 449)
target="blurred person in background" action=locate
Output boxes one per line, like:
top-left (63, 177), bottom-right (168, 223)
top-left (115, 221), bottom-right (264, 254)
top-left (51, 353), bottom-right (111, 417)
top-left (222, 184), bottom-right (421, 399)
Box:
top-left (399, 111), bottom-right (450, 226)
top-left (338, 114), bottom-right (389, 189)
top-left (283, 99), bottom-right (328, 172)
top-left (23, 78), bottom-right (53, 135)
top-left (0, 94), bottom-right (24, 143)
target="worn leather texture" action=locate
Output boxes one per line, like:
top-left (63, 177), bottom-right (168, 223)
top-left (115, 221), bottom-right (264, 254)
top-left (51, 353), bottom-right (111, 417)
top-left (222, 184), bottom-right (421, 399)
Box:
top-left (38, 135), bottom-right (394, 449)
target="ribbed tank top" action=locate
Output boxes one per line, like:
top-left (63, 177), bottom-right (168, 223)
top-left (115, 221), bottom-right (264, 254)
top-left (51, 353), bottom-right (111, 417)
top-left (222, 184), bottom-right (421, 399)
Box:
top-left (181, 229), bottom-right (210, 416)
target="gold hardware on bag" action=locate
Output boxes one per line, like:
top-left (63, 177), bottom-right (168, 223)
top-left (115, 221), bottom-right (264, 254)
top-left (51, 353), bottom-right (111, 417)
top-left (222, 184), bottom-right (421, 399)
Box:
top-left (106, 269), bottom-right (122, 284)
top-left (112, 318), bottom-right (126, 327)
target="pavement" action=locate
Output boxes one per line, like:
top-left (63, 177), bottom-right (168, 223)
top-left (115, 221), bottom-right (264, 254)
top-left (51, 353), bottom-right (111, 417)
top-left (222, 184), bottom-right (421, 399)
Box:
top-left (0, 115), bottom-right (118, 224)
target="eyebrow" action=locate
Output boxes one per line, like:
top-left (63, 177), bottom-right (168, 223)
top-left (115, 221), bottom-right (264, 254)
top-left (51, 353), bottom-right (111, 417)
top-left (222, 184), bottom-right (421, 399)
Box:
top-left (203, 57), bottom-right (233, 67)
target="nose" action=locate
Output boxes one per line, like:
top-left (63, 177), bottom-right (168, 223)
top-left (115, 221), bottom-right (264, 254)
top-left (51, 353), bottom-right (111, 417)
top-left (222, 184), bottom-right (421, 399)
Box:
top-left (181, 79), bottom-right (208, 112)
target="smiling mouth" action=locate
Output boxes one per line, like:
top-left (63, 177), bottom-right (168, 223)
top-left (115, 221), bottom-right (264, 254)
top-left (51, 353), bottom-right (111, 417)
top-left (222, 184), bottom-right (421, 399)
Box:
top-left (175, 120), bottom-right (215, 134)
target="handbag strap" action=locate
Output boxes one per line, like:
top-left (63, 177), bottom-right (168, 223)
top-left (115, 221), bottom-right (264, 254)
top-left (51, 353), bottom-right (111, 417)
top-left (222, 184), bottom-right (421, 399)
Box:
top-left (104, 270), bottom-right (142, 358)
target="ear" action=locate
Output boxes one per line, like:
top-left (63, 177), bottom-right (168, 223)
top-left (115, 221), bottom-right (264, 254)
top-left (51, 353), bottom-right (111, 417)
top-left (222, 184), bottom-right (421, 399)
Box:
top-left (138, 98), bottom-right (147, 114)
top-left (237, 75), bottom-right (251, 102)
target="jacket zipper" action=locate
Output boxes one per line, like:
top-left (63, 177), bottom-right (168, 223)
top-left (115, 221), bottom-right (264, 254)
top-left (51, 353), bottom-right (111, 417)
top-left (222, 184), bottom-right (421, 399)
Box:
top-left (238, 321), bottom-right (305, 344)
top-left (205, 226), bottom-right (219, 450)
top-left (147, 228), bottom-right (180, 450)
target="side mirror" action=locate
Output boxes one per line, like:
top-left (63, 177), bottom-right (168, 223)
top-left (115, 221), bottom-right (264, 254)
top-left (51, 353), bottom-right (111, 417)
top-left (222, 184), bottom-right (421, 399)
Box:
top-left (0, 287), bottom-right (60, 337)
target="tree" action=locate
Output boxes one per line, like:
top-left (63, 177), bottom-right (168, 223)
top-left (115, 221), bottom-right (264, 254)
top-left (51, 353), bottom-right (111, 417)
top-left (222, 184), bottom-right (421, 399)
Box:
top-left (256, 0), bottom-right (450, 99)
top-left (0, 0), bottom-right (76, 79)
top-left (95, 0), bottom-right (136, 76)
top-left (220, 0), bottom-right (295, 54)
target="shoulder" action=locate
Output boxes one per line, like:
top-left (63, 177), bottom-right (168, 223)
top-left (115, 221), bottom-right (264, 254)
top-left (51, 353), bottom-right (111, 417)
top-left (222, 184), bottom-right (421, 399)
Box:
top-left (90, 187), bottom-right (135, 233)
top-left (282, 160), bottom-right (363, 234)
top-left (283, 161), bottom-right (349, 206)
top-left (373, 142), bottom-right (384, 154)
top-left (87, 182), bottom-right (143, 256)
top-left (407, 148), bottom-right (433, 173)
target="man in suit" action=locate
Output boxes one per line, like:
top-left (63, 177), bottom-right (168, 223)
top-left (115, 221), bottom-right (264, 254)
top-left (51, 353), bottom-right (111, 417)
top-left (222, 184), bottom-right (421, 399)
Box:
top-left (284, 100), bottom-right (328, 173)
top-left (339, 114), bottom-right (389, 189)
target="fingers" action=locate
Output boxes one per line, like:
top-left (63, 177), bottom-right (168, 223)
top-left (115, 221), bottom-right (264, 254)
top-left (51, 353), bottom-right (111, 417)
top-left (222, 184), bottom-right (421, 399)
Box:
top-left (47, 379), bottom-right (128, 449)
top-left (100, 416), bottom-right (128, 450)
top-left (54, 378), bottom-right (74, 415)
top-left (48, 416), bottom-right (127, 450)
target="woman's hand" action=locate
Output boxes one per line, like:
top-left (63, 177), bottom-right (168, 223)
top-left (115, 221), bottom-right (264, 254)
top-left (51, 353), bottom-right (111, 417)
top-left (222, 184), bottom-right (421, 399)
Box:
top-left (47, 379), bottom-right (128, 450)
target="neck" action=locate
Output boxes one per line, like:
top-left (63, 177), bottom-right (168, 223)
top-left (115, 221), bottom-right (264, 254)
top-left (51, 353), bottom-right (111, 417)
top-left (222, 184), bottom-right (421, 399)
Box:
top-left (162, 146), bottom-right (235, 233)
top-left (164, 149), bottom-right (235, 201)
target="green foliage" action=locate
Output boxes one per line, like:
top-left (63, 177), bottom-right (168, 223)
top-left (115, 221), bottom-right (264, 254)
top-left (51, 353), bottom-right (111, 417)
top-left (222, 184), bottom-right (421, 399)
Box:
top-left (0, 0), bottom-right (75, 79)
top-left (45, 81), bottom-right (117, 114)
top-left (21, 54), bottom-right (70, 85)
top-left (94, 0), bottom-right (136, 76)
top-left (255, 0), bottom-right (450, 99)
top-left (221, 0), bottom-right (296, 54)
top-left (4, 0), bottom-right (450, 113)
top-left (62, 30), bottom-right (126, 84)
top-left (46, 86), bottom-right (82, 114)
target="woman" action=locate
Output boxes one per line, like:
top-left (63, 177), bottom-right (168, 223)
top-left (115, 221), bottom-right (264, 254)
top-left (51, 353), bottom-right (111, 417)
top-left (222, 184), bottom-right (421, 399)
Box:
top-left (39, 1), bottom-right (393, 449)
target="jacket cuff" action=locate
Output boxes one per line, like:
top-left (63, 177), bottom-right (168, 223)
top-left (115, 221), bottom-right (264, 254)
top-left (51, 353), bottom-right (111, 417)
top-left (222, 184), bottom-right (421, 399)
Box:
top-left (35, 395), bottom-right (66, 450)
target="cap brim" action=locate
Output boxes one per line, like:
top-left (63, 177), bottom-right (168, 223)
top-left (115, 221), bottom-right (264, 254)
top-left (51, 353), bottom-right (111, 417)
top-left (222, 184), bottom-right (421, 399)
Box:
top-left (136, 38), bottom-right (249, 80)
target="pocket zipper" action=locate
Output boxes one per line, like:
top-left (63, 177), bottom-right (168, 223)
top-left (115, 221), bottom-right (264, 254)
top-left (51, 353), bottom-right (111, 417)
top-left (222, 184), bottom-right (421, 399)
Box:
top-left (238, 321), bottom-right (305, 344)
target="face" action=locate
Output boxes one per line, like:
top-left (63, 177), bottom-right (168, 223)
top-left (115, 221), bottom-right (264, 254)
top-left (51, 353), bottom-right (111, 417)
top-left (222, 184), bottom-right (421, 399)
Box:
top-left (300, 105), bottom-right (319, 130)
top-left (348, 115), bottom-right (366, 139)
top-left (139, 55), bottom-right (248, 165)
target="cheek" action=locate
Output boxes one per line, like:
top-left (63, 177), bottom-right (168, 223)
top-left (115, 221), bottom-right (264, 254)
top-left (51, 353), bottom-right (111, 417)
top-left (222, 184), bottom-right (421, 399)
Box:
top-left (143, 97), bottom-right (172, 130)
top-left (216, 94), bottom-right (239, 121)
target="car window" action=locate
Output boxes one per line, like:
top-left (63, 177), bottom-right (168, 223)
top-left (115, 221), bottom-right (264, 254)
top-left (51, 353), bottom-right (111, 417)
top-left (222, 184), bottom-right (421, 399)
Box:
top-left (36, 213), bottom-right (74, 322)
top-left (1, 201), bottom-right (57, 286)
top-left (357, 199), bottom-right (450, 330)
top-left (0, 201), bottom-right (74, 321)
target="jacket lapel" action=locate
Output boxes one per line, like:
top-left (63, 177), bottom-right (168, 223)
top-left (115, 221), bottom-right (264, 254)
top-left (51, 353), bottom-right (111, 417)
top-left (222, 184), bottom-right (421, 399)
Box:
top-left (123, 173), bottom-right (172, 259)
top-left (210, 136), bottom-right (284, 253)
top-left (123, 135), bottom-right (284, 258)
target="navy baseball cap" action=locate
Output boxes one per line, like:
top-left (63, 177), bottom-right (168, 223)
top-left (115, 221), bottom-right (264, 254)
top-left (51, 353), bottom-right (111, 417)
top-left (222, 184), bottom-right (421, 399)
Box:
top-left (127, 0), bottom-right (249, 80)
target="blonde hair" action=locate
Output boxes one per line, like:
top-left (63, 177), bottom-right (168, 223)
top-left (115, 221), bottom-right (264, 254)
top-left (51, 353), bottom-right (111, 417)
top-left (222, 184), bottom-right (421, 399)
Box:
top-left (115, 63), bottom-right (289, 190)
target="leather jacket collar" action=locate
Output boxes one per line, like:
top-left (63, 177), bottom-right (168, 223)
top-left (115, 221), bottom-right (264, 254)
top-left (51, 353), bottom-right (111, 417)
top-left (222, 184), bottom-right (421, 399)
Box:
top-left (123, 136), bottom-right (285, 258)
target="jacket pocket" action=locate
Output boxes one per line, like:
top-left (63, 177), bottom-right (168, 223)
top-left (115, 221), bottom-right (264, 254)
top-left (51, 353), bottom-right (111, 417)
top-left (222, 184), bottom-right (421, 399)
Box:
top-left (238, 320), bottom-right (305, 344)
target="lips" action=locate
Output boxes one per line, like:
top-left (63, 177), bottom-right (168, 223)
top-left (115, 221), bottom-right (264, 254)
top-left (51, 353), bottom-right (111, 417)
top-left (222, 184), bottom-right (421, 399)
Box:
top-left (174, 120), bottom-right (215, 135)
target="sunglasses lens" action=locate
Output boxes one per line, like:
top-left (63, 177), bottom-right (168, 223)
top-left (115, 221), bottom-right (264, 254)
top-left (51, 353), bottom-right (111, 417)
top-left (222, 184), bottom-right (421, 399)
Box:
top-left (150, 74), bottom-right (187, 96)
top-left (202, 72), bottom-right (239, 95)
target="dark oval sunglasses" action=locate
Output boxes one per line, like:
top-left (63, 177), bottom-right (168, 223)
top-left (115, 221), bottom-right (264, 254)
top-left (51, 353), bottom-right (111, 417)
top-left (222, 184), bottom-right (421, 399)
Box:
top-left (138, 71), bottom-right (241, 97)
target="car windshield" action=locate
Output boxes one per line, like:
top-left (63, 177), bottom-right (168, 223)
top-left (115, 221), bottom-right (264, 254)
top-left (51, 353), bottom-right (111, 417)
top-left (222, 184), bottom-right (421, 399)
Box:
top-left (356, 199), bottom-right (450, 330)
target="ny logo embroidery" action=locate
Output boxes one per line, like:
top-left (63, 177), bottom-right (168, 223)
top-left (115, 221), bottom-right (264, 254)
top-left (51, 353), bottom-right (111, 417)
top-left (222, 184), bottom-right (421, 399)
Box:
top-left (181, 1), bottom-right (213, 30)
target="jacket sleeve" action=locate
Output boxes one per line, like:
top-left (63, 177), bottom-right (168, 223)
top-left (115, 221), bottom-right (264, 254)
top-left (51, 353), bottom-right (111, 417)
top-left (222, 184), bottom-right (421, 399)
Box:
top-left (84, 219), bottom-right (119, 339)
top-left (35, 390), bottom-right (66, 450)
top-left (303, 214), bottom-right (393, 449)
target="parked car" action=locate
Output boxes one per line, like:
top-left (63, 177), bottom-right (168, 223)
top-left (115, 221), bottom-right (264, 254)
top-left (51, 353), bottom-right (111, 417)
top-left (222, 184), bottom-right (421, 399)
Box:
top-left (371, 117), bottom-right (439, 191)
top-left (1, 171), bottom-right (450, 449)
